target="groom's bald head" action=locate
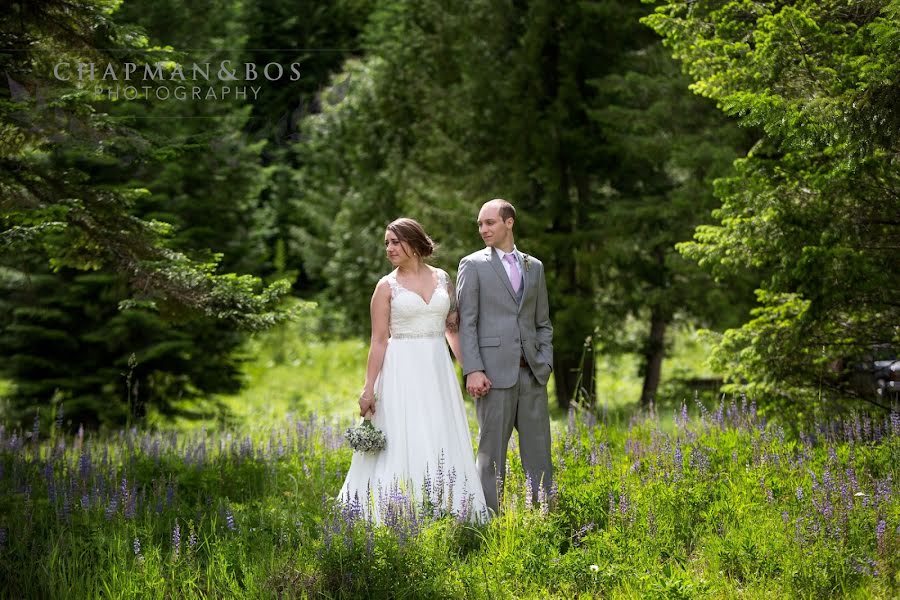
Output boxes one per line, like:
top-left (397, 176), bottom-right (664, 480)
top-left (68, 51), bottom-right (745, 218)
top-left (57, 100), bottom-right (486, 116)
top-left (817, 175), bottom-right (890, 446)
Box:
top-left (482, 199), bottom-right (516, 223)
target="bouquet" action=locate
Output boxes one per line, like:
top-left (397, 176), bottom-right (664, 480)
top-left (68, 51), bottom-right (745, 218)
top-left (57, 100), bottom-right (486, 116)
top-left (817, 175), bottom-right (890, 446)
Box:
top-left (344, 412), bottom-right (387, 452)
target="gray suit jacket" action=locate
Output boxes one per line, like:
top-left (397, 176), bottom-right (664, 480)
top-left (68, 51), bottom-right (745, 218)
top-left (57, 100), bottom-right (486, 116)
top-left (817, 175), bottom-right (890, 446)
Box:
top-left (457, 247), bottom-right (553, 388)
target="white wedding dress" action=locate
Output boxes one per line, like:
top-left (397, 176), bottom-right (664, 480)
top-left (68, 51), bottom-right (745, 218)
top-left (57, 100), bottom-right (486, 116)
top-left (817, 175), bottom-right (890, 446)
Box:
top-left (338, 268), bottom-right (488, 523)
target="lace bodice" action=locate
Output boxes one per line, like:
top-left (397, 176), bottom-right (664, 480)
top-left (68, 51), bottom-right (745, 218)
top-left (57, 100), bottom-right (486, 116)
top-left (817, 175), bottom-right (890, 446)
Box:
top-left (384, 269), bottom-right (451, 339)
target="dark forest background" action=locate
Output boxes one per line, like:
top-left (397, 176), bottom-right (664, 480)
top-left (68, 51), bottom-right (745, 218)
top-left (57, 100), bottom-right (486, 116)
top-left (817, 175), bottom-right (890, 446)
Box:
top-left (1, 0), bottom-right (897, 428)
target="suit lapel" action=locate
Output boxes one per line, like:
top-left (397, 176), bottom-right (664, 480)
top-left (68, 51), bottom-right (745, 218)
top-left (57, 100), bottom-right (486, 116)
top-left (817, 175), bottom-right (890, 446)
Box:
top-left (485, 248), bottom-right (518, 302)
top-left (515, 250), bottom-right (530, 313)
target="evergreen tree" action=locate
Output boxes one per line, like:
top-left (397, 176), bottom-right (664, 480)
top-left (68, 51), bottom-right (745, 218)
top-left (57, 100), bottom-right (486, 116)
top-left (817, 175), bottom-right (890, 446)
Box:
top-left (298, 0), bottom-right (755, 409)
top-left (646, 0), bottom-right (900, 413)
top-left (590, 40), bottom-right (754, 406)
top-left (1, 0), bottom-right (293, 425)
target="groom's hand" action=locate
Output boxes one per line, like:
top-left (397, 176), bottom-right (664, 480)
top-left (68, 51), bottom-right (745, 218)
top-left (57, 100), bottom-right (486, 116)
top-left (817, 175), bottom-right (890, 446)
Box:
top-left (466, 371), bottom-right (492, 398)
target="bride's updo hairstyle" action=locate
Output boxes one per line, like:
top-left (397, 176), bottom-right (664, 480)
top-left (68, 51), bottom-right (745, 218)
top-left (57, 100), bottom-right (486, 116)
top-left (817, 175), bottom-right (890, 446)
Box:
top-left (386, 217), bottom-right (437, 259)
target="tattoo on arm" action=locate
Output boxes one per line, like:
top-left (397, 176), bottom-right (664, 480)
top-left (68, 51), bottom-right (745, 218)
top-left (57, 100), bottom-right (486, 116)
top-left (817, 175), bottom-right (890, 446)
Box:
top-left (447, 272), bottom-right (458, 312)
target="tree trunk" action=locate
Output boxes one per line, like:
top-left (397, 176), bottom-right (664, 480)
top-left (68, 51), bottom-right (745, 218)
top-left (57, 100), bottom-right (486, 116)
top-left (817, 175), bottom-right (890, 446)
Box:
top-left (639, 309), bottom-right (668, 407)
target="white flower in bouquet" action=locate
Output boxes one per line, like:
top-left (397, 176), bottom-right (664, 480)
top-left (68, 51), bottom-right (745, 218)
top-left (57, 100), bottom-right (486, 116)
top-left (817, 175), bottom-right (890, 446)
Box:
top-left (344, 415), bottom-right (386, 452)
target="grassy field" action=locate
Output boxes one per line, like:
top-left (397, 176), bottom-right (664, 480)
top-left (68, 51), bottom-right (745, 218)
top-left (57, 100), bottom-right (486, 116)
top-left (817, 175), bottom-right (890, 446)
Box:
top-left (1, 394), bottom-right (898, 597)
top-left (2, 316), bottom-right (897, 597)
top-left (196, 314), bottom-right (717, 432)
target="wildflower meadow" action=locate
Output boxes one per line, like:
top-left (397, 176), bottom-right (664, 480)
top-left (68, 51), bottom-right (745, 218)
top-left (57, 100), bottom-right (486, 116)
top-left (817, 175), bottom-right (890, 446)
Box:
top-left (1, 399), bottom-right (898, 598)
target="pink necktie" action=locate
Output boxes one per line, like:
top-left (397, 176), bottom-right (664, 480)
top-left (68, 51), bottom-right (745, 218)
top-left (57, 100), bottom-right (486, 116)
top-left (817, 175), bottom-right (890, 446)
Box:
top-left (503, 253), bottom-right (521, 293)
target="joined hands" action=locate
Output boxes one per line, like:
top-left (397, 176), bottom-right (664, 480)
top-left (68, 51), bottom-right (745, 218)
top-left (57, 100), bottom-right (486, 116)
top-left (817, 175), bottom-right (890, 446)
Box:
top-left (465, 371), bottom-right (492, 398)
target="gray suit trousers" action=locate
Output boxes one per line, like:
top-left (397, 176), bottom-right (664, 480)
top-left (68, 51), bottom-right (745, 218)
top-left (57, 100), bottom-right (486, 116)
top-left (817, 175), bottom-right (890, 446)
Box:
top-left (476, 364), bottom-right (553, 513)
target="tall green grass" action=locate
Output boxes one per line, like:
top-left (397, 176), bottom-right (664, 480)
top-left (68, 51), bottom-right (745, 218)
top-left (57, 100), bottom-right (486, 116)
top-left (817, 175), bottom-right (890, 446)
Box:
top-left (2, 401), bottom-right (898, 598)
top-left (201, 316), bottom-right (714, 432)
top-left (4, 316), bottom-right (896, 597)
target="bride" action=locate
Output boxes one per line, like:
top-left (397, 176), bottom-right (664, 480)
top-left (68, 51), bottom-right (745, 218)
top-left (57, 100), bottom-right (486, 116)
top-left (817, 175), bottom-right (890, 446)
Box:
top-left (338, 218), bottom-right (488, 523)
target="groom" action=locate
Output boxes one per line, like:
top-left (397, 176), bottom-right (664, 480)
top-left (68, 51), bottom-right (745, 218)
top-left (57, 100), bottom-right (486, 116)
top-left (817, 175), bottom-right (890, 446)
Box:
top-left (457, 199), bottom-right (554, 513)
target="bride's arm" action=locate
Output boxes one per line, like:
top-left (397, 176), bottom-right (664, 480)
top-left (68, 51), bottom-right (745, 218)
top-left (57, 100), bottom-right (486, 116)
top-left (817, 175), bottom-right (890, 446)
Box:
top-left (360, 279), bottom-right (391, 416)
top-left (444, 275), bottom-right (463, 363)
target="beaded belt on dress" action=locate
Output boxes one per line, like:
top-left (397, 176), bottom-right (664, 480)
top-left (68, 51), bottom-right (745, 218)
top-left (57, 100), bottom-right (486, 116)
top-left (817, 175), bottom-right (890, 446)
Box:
top-left (391, 330), bottom-right (445, 340)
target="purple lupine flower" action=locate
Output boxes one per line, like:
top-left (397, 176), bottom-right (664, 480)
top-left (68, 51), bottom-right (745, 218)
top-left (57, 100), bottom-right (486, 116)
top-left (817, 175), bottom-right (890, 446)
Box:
top-left (78, 451), bottom-right (91, 480)
top-left (105, 498), bottom-right (118, 520)
top-left (172, 521), bottom-right (181, 559)
top-left (188, 527), bottom-right (198, 551)
top-left (133, 537), bottom-right (144, 564)
top-left (0, 527), bottom-right (6, 549)
top-left (840, 480), bottom-right (851, 512)
top-left (782, 510), bottom-right (789, 524)
top-left (876, 520), bottom-right (887, 554)
top-left (689, 445), bottom-right (711, 475)
top-left (673, 443), bottom-right (683, 479)
top-left (124, 490), bottom-right (136, 520)
top-left (795, 517), bottom-right (805, 544)
top-left (618, 492), bottom-right (629, 518)
top-left (359, 509), bottom-right (374, 556)
top-left (890, 409), bottom-right (899, 437)
top-left (539, 482), bottom-right (549, 517)
top-left (422, 469), bottom-right (433, 506)
top-left (846, 467), bottom-right (859, 493)
top-left (447, 466), bottom-right (457, 513)
top-left (435, 452), bottom-right (445, 509)
top-left (693, 396), bottom-right (710, 423)
top-left (457, 481), bottom-right (471, 524)
top-left (61, 491), bottom-right (71, 522)
top-left (821, 495), bottom-right (833, 520)
top-left (524, 472), bottom-right (534, 511)
top-left (47, 480), bottom-right (57, 506)
top-left (224, 506), bottom-right (236, 532)
top-left (727, 398), bottom-right (738, 425)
